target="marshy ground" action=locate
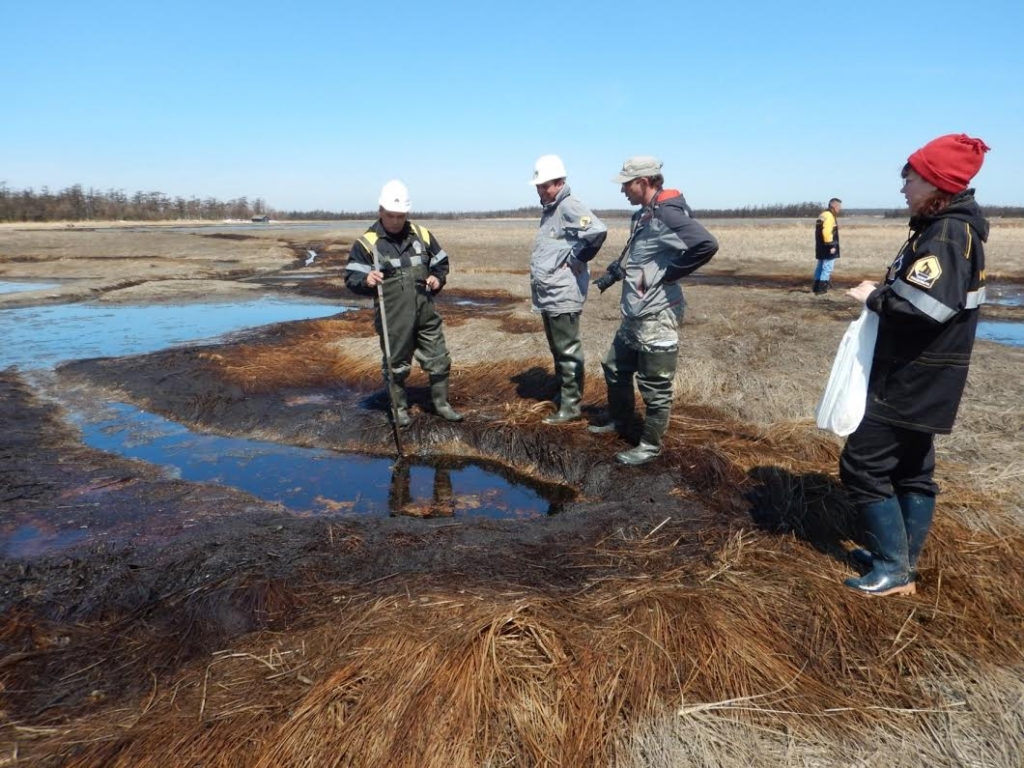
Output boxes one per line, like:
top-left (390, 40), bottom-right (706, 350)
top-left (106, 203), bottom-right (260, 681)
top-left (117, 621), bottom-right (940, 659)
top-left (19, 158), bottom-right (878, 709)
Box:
top-left (1, 218), bottom-right (1022, 766)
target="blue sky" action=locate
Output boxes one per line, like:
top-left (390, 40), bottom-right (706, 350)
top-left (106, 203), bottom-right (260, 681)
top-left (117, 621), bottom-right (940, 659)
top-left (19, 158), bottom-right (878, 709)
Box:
top-left (2, 0), bottom-right (1021, 213)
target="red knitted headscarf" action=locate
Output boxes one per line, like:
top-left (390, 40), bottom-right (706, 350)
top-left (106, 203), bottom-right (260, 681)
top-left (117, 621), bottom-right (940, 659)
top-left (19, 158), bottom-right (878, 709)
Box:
top-left (908, 134), bottom-right (991, 193)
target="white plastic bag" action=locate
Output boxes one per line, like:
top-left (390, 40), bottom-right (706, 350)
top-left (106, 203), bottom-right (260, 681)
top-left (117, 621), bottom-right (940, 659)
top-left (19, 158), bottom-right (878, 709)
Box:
top-left (815, 308), bottom-right (879, 436)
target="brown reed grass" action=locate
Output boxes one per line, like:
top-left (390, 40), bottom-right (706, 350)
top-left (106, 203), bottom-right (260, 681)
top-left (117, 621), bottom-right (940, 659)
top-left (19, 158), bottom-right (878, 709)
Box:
top-left (7, 338), bottom-right (1024, 766)
top-left (5, 218), bottom-right (1021, 765)
top-left (5, 508), bottom-right (1021, 766)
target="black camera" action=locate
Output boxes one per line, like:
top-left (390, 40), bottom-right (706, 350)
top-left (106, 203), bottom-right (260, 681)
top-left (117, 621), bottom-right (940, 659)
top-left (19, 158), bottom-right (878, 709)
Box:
top-left (593, 261), bottom-right (626, 293)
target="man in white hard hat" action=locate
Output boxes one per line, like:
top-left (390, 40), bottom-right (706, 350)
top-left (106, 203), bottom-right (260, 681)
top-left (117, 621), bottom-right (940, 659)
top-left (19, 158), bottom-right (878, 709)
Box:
top-left (589, 156), bottom-right (718, 465)
top-left (529, 154), bottom-right (608, 424)
top-left (344, 180), bottom-right (462, 426)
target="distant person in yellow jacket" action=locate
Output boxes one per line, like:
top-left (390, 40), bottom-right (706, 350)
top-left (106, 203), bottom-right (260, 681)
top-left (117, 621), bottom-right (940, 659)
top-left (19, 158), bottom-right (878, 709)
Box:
top-left (812, 197), bottom-right (842, 294)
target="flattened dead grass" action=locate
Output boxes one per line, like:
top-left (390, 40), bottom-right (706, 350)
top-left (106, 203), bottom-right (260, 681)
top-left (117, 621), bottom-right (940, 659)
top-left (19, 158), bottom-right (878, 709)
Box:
top-left (3, 219), bottom-right (1022, 766)
top-left (4, 505), bottom-right (1021, 766)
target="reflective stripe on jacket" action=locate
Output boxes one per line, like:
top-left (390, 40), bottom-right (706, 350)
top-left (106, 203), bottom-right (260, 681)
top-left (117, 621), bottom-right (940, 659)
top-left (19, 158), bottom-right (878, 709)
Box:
top-left (344, 220), bottom-right (450, 298)
top-left (864, 191), bottom-right (988, 434)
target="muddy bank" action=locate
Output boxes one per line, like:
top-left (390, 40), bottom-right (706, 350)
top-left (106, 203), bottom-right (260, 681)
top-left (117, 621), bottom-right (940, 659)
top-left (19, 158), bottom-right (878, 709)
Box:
top-left (4, 346), bottom-right (1024, 765)
top-left (2, 221), bottom-right (1024, 766)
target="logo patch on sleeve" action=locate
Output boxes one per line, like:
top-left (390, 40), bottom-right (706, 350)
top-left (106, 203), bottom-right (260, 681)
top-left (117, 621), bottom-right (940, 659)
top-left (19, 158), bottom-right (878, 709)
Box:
top-left (906, 255), bottom-right (942, 289)
top-left (579, 215), bottom-right (592, 228)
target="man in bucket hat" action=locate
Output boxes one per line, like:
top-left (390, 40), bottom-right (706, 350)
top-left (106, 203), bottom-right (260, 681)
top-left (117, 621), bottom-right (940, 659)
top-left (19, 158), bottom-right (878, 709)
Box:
top-left (589, 156), bottom-right (718, 465)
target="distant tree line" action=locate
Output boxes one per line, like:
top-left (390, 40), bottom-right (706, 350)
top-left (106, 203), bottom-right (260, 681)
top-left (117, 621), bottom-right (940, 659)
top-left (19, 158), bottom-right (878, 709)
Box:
top-left (0, 182), bottom-right (266, 223)
top-left (272, 206), bottom-right (545, 221)
top-left (881, 204), bottom-right (1024, 218)
top-left (274, 203), bottom-right (832, 221)
top-left (3, 182), bottom-right (1021, 223)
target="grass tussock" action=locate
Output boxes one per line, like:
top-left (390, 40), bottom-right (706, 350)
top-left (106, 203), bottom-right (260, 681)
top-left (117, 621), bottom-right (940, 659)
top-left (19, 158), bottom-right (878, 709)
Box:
top-left (200, 315), bottom-right (380, 393)
top-left (4, 514), bottom-right (1022, 767)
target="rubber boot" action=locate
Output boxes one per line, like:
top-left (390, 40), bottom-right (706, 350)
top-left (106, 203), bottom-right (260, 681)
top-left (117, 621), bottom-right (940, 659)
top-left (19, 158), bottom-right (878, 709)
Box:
top-left (588, 381), bottom-right (634, 435)
top-left (901, 493), bottom-right (935, 569)
top-left (388, 381), bottom-right (411, 427)
top-left (844, 496), bottom-right (916, 596)
top-left (850, 493), bottom-right (935, 574)
top-left (615, 409), bottom-right (668, 466)
top-left (543, 315), bottom-right (584, 424)
top-left (615, 440), bottom-right (661, 465)
top-left (429, 374), bottom-right (464, 422)
top-left (812, 280), bottom-right (823, 295)
top-left (544, 394), bottom-right (581, 424)
top-left (544, 361), bottom-right (581, 424)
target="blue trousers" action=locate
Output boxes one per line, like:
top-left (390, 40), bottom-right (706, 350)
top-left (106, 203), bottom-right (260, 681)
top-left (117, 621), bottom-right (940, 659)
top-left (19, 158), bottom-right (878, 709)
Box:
top-left (814, 258), bottom-right (836, 282)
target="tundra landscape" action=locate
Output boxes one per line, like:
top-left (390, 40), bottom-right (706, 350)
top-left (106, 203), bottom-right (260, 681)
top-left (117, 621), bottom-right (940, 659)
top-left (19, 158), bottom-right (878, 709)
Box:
top-left (1, 216), bottom-right (1022, 766)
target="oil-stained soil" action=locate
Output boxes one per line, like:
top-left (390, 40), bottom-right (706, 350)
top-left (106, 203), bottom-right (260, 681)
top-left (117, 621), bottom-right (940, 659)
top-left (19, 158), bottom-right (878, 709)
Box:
top-left (2, 220), bottom-right (1023, 766)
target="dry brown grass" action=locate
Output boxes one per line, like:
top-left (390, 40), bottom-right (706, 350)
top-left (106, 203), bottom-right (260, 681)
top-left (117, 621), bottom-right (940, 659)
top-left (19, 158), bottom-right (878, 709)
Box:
top-left (3, 504), bottom-right (1021, 766)
top-left (3, 218), bottom-right (1023, 766)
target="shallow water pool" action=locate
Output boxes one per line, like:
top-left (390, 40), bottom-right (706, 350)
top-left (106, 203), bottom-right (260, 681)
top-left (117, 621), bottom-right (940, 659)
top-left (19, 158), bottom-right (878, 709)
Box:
top-left (1, 293), bottom-right (572, 556)
top-left (74, 402), bottom-right (566, 521)
top-left (977, 320), bottom-right (1024, 347)
top-left (0, 280), bottom-right (59, 295)
top-left (0, 296), bottom-right (343, 369)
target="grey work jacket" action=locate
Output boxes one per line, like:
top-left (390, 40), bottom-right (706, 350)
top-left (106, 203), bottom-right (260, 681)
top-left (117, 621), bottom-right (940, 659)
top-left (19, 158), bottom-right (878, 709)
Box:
top-left (620, 191), bottom-right (718, 319)
top-left (530, 185), bottom-right (607, 314)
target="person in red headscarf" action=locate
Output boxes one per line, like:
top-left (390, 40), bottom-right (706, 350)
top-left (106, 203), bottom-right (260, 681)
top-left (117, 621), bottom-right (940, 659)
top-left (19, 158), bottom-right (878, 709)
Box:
top-left (839, 133), bottom-right (990, 597)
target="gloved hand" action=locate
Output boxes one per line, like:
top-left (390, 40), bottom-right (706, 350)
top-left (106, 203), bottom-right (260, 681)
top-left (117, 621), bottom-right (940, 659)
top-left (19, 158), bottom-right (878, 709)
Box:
top-left (593, 261), bottom-right (626, 293)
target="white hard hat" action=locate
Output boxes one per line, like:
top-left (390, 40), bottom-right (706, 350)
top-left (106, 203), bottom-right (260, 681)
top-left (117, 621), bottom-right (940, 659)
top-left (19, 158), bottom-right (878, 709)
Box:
top-left (378, 180), bottom-right (411, 213)
top-left (529, 154), bottom-right (567, 186)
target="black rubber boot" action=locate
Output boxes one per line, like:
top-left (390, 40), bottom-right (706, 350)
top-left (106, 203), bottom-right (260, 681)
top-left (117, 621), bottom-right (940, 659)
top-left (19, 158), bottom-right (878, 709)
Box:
top-left (429, 374), bottom-right (463, 422)
top-left (850, 493), bottom-right (935, 574)
top-left (901, 493), bottom-right (935, 568)
top-left (812, 280), bottom-right (823, 294)
top-left (844, 496), bottom-right (916, 596)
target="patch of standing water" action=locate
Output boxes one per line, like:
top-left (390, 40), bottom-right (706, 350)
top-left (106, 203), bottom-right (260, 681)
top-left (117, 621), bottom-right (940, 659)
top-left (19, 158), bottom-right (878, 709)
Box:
top-left (0, 296), bottom-right (343, 369)
top-left (0, 280), bottom-right (59, 295)
top-left (978, 283), bottom-right (1023, 347)
top-left (1, 294), bottom-right (571, 556)
top-left (977, 321), bottom-right (1024, 347)
top-left (986, 284), bottom-right (1023, 307)
top-left (74, 402), bottom-right (566, 521)
top-left (3, 526), bottom-right (90, 559)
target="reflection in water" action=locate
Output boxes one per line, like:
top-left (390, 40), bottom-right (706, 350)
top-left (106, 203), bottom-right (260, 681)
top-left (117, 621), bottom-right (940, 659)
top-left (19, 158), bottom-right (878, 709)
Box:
top-left (0, 296), bottom-right (343, 370)
top-left (2, 525), bottom-right (89, 559)
top-left (74, 402), bottom-right (568, 521)
top-left (3, 290), bottom-right (574, 558)
top-left (389, 462), bottom-right (455, 518)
